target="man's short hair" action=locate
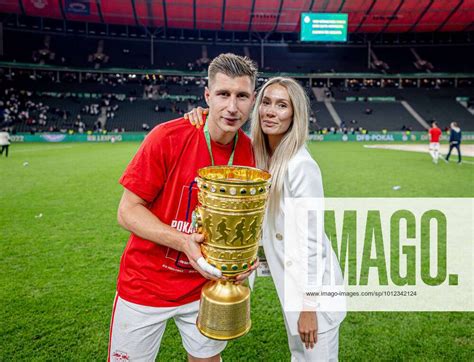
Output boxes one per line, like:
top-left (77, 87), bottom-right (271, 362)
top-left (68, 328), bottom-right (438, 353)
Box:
top-left (432, 121), bottom-right (438, 127)
top-left (208, 53), bottom-right (258, 89)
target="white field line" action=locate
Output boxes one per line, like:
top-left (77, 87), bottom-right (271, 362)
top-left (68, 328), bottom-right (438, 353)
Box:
top-left (363, 144), bottom-right (474, 158)
top-left (456, 160), bottom-right (474, 164)
top-left (14, 145), bottom-right (74, 153)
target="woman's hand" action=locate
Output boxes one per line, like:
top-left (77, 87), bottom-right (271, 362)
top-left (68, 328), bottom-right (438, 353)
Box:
top-left (183, 107), bottom-right (208, 128)
top-left (298, 311), bottom-right (318, 349)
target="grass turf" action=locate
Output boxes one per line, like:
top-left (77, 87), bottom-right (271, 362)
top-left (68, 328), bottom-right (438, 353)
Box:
top-left (0, 142), bottom-right (472, 360)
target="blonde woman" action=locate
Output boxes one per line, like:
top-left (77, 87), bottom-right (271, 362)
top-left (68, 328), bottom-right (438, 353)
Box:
top-left (186, 77), bottom-right (345, 361)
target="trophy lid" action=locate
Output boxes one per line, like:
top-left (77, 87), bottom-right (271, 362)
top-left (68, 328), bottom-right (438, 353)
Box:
top-left (197, 166), bottom-right (271, 186)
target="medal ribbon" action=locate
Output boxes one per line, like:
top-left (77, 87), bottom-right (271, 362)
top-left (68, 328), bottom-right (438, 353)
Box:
top-left (203, 118), bottom-right (238, 166)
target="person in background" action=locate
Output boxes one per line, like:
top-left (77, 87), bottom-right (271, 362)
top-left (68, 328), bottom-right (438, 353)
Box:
top-left (445, 122), bottom-right (462, 164)
top-left (0, 129), bottom-right (11, 157)
top-left (428, 121), bottom-right (442, 164)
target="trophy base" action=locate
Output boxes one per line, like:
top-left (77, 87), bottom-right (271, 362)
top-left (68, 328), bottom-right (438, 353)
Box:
top-left (197, 280), bottom-right (251, 341)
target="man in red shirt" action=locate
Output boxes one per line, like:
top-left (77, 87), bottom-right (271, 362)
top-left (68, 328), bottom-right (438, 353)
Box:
top-left (109, 54), bottom-right (258, 362)
top-left (428, 121), bottom-right (442, 164)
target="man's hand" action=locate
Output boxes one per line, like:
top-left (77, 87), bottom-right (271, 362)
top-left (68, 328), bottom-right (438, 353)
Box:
top-left (183, 107), bottom-right (208, 128)
top-left (298, 311), bottom-right (318, 350)
top-left (182, 233), bottom-right (222, 280)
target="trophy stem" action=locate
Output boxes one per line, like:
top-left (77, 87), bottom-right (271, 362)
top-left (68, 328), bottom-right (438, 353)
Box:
top-left (197, 280), bottom-right (251, 341)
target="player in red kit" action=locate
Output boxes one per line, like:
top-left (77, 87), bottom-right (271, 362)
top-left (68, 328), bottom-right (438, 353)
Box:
top-left (428, 121), bottom-right (442, 164)
top-left (108, 54), bottom-right (258, 362)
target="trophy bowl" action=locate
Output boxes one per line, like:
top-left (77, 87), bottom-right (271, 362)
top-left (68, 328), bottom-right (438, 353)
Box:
top-left (193, 166), bottom-right (271, 340)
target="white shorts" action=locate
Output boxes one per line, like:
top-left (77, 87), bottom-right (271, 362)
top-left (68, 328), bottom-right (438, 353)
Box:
top-left (429, 142), bottom-right (440, 151)
top-left (108, 295), bottom-right (227, 361)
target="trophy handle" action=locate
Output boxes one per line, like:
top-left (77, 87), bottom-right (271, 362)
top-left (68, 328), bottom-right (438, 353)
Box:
top-left (191, 208), bottom-right (203, 234)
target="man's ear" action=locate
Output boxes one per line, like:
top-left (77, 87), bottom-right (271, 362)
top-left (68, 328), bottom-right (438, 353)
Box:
top-left (251, 91), bottom-right (257, 106)
top-left (204, 87), bottom-right (210, 106)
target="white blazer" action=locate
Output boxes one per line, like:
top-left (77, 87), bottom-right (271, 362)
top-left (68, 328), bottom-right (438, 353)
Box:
top-left (260, 145), bottom-right (346, 336)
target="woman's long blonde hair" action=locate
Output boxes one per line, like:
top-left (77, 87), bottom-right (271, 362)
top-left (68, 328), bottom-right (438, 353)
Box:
top-left (250, 77), bottom-right (309, 219)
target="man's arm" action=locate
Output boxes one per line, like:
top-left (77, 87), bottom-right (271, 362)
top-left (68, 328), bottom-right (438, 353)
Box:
top-left (117, 188), bottom-right (221, 280)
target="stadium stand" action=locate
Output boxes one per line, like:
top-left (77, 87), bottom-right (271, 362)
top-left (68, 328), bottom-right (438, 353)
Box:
top-left (333, 102), bottom-right (423, 131)
top-left (247, 45), bottom-right (368, 73)
top-left (106, 99), bottom-right (176, 132)
top-left (311, 101), bottom-right (338, 130)
top-left (411, 46), bottom-right (473, 73)
top-left (404, 90), bottom-right (474, 130)
top-left (2, 30), bottom-right (474, 73)
top-left (330, 87), bottom-right (474, 131)
top-left (371, 47), bottom-right (418, 74)
top-left (2, 70), bottom-right (473, 133)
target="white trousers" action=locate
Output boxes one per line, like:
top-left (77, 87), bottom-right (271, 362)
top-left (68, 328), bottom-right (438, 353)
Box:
top-left (108, 295), bottom-right (226, 361)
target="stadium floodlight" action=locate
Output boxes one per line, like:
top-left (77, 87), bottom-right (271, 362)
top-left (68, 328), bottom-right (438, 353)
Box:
top-left (300, 13), bottom-right (348, 42)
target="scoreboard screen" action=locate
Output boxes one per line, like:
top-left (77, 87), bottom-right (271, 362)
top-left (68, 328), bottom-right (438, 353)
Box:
top-left (300, 13), bottom-right (348, 42)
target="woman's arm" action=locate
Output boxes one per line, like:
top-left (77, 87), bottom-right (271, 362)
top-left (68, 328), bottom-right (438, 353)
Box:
top-left (288, 153), bottom-right (325, 349)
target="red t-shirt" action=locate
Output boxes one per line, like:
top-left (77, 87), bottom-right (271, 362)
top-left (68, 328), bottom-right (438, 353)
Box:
top-left (118, 118), bottom-right (255, 307)
top-left (429, 127), bottom-right (442, 143)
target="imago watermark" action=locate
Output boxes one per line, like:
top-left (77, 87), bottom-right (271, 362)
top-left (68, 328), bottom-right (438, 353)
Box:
top-left (283, 198), bottom-right (473, 312)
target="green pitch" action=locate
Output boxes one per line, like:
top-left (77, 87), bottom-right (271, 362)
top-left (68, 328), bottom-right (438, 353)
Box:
top-left (0, 142), bottom-right (472, 360)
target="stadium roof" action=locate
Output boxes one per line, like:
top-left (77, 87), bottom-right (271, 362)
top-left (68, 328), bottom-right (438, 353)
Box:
top-left (0, 0), bottom-right (473, 33)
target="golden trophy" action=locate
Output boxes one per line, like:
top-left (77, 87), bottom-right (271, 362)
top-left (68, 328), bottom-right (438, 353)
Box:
top-left (192, 165), bottom-right (271, 340)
